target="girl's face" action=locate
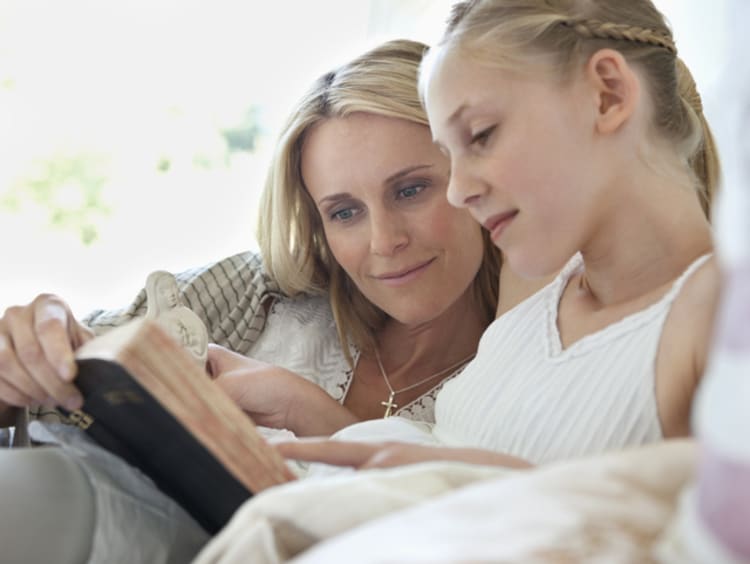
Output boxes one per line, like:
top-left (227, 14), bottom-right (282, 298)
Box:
top-left (301, 112), bottom-right (485, 326)
top-left (424, 50), bottom-right (609, 279)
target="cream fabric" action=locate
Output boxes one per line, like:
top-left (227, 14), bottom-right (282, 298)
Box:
top-left (194, 440), bottom-right (696, 564)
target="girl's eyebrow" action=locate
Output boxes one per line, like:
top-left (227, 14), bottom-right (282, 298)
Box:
top-left (432, 139), bottom-right (449, 153)
top-left (447, 103), bottom-right (469, 124)
top-left (432, 103), bottom-right (471, 148)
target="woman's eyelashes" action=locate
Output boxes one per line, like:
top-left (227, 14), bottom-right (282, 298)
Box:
top-left (396, 182), bottom-right (428, 201)
top-left (329, 204), bottom-right (361, 223)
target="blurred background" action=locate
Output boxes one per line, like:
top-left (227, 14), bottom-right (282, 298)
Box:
top-left (0, 0), bottom-right (731, 317)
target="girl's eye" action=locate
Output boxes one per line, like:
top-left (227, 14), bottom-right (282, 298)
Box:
top-left (470, 125), bottom-right (496, 147)
top-left (397, 184), bottom-right (427, 200)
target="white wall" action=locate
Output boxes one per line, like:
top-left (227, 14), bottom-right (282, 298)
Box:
top-left (0, 0), bottom-right (734, 317)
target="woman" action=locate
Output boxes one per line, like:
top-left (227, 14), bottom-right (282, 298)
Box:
top-left (205, 38), bottom-right (500, 433)
top-left (0, 39), bottom-right (500, 564)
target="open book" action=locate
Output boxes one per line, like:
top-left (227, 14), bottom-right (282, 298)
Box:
top-left (59, 318), bottom-right (295, 534)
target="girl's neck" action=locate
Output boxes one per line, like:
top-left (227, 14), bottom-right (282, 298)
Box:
top-left (578, 173), bottom-right (713, 307)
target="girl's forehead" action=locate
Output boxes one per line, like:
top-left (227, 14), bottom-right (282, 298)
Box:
top-left (423, 46), bottom-right (465, 88)
top-left (423, 49), bottom-right (473, 108)
top-left (424, 50), bottom-right (509, 120)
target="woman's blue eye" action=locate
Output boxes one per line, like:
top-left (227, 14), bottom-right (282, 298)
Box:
top-left (331, 208), bottom-right (356, 221)
top-left (397, 184), bottom-right (426, 200)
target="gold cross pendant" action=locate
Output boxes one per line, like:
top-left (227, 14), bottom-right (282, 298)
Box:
top-left (381, 392), bottom-right (397, 418)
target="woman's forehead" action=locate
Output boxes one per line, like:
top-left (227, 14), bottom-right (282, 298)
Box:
top-left (300, 115), bottom-right (444, 197)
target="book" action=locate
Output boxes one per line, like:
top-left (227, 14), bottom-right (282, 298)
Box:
top-left (59, 318), bottom-right (295, 534)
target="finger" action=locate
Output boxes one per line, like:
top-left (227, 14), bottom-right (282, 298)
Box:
top-left (207, 345), bottom-right (270, 379)
top-left (206, 344), bottom-right (241, 373)
top-left (275, 439), bottom-right (381, 467)
top-left (33, 298), bottom-right (79, 381)
top-left (71, 321), bottom-right (95, 349)
top-left (15, 336), bottom-right (82, 409)
top-left (4, 300), bottom-right (72, 382)
top-left (0, 326), bottom-right (49, 402)
top-left (206, 344), bottom-right (225, 376)
top-left (0, 376), bottom-right (36, 407)
top-left (359, 444), bottom-right (427, 470)
top-left (8, 310), bottom-right (82, 409)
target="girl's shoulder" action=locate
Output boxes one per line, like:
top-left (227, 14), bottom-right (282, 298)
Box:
top-left (655, 255), bottom-right (721, 436)
top-left (666, 254), bottom-right (720, 350)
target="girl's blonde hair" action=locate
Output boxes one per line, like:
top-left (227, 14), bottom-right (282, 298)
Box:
top-left (422, 0), bottom-right (719, 218)
top-left (258, 38), bottom-right (501, 364)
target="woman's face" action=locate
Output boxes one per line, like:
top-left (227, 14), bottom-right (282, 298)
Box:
top-left (301, 112), bottom-right (485, 326)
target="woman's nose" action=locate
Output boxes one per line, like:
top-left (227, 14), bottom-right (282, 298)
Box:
top-left (369, 213), bottom-right (408, 256)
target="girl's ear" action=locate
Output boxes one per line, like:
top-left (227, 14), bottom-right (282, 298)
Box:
top-left (585, 48), bottom-right (640, 135)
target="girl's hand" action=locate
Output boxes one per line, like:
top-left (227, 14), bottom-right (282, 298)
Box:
top-left (207, 345), bottom-right (358, 436)
top-left (276, 439), bottom-right (533, 470)
top-left (0, 294), bottom-right (93, 422)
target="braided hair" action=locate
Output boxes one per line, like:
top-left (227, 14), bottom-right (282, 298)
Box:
top-left (430, 0), bottom-right (719, 217)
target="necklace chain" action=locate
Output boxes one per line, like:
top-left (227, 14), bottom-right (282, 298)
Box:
top-left (374, 347), bottom-right (475, 417)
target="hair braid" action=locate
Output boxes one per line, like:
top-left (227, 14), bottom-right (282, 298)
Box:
top-left (561, 19), bottom-right (676, 54)
top-left (427, 0), bottom-right (720, 218)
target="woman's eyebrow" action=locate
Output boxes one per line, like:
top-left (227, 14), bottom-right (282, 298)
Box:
top-left (317, 193), bottom-right (352, 206)
top-left (317, 164), bottom-right (436, 206)
top-left (385, 164), bottom-right (434, 184)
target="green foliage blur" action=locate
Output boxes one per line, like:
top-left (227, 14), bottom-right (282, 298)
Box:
top-left (0, 110), bottom-right (261, 246)
top-left (1, 152), bottom-right (111, 245)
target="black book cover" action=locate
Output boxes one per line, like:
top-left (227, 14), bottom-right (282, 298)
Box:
top-left (61, 357), bottom-right (252, 534)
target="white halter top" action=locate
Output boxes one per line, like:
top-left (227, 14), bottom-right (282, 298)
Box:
top-left (432, 253), bottom-right (712, 464)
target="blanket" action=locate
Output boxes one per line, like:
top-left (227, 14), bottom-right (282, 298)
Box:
top-left (194, 440), bottom-right (697, 563)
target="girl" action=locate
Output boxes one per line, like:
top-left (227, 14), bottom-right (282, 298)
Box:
top-left (279, 0), bottom-right (721, 470)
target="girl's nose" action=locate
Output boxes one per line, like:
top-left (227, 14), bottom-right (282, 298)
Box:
top-left (447, 157), bottom-right (484, 208)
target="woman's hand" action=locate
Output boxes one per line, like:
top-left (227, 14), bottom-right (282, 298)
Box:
top-left (0, 294), bottom-right (93, 422)
top-left (276, 439), bottom-right (533, 470)
top-left (207, 345), bottom-right (359, 436)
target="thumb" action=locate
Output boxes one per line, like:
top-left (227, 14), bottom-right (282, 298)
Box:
top-left (206, 344), bottom-right (229, 378)
top-left (205, 344), bottom-right (247, 377)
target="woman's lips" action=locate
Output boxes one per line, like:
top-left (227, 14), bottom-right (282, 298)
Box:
top-left (375, 258), bottom-right (436, 287)
top-left (483, 210), bottom-right (518, 243)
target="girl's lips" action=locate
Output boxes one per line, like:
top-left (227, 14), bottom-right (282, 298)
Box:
top-left (483, 210), bottom-right (518, 242)
top-left (375, 258), bottom-right (435, 286)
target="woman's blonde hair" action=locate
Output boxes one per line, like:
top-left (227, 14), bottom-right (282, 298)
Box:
top-left (422, 0), bottom-right (720, 218)
top-left (258, 38), bottom-right (501, 364)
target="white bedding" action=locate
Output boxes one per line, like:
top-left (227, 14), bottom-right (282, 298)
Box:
top-left (194, 440), bottom-right (697, 563)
